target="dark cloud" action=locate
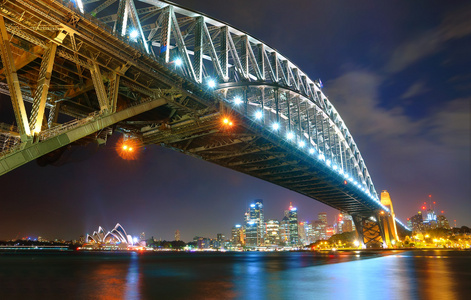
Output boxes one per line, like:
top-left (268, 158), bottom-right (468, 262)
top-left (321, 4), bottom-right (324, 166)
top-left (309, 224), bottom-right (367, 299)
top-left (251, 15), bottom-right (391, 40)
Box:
top-left (385, 2), bottom-right (471, 73)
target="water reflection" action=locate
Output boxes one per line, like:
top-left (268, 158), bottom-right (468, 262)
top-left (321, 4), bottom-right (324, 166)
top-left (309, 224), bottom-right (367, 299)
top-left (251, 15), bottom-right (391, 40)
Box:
top-left (415, 251), bottom-right (457, 299)
top-left (125, 252), bottom-right (142, 300)
top-left (1, 250), bottom-right (470, 299)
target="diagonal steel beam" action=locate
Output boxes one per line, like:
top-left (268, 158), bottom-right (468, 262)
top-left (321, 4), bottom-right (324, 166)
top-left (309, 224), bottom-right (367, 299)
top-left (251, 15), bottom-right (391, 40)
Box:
top-left (0, 16), bottom-right (31, 139)
top-left (29, 43), bottom-right (57, 134)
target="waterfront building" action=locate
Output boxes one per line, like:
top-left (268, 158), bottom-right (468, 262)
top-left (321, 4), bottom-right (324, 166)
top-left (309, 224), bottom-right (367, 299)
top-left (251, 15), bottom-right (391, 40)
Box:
top-left (245, 199), bottom-right (264, 247)
top-left (410, 211), bottom-right (425, 232)
top-left (288, 205), bottom-right (299, 246)
top-left (303, 222), bottom-right (315, 245)
top-left (437, 215), bottom-right (450, 229)
top-left (245, 222), bottom-right (258, 247)
top-left (326, 226), bottom-right (335, 238)
top-left (298, 221), bottom-right (306, 245)
top-left (85, 223), bottom-right (133, 249)
top-left (318, 212), bottom-right (327, 226)
top-left (231, 224), bottom-right (244, 246)
top-left (343, 214), bottom-right (355, 232)
top-left (424, 209), bottom-right (438, 229)
top-left (280, 216), bottom-right (290, 245)
top-left (265, 219), bottom-right (280, 246)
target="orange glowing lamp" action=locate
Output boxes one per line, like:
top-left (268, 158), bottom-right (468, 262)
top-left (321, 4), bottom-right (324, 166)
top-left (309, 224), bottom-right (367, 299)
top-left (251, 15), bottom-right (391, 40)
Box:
top-left (117, 137), bottom-right (141, 160)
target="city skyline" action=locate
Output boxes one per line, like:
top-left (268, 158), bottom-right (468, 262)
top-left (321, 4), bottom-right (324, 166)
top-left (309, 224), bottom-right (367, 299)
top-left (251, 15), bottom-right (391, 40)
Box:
top-left (0, 0), bottom-right (470, 241)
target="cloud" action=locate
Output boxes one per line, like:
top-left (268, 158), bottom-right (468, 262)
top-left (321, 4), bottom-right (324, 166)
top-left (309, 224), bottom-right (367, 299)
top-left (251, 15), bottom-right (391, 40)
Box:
top-left (325, 69), bottom-right (470, 168)
top-left (385, 31), bottom-right (442, 73)
top-left (400, 80), bottom-right (429, 99)
top-left (385, 3), bottom-right (471, 73)
top-left (426, 97), bottom-right (471, 149)
top-left (324, 70), bottom-right (416, 139)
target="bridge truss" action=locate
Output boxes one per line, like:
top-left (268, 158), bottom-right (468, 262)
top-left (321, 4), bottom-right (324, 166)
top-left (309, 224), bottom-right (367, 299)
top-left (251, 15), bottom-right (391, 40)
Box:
top-left (0, 0), bottom-right (409, 246)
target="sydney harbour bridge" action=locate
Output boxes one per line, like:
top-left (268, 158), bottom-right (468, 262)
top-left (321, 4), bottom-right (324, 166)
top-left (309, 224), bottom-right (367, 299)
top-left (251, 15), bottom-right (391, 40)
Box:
top-left (0, 0), bottom-right (409, 247)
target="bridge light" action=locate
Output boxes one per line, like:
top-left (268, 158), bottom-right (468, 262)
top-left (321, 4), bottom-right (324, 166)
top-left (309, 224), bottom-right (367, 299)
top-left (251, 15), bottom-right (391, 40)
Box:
top-left (234, 96), bottom-right (243, 105)
top-left (332, 164), bottom-right (338, 170)
top-left (207, 78), bottom-right (216, 88)
top-left (326, 159), bottom-right (331, 166)
top-left (255, 111), bottom-right (263, 119)
top-left (318, 153), bottom-right (325, 161)
top-left (222, 117), bottom-right (233, 127)
top-left (174, 58), bottom-right (183, 66)
top-left (338, 169), bottom-right (344, 175)
top-left (298, 141), bottom-right (305, 148)
top-left (286, 132), bottom-right (294, 140)
top-left (130, 29), bottom-right (139, 40)
top-left (272, 122), bottom-right (280, 131)
top-left (117, 137), bottom-right (140, 160)
top-left (309, 148), bottom-right (315, 154)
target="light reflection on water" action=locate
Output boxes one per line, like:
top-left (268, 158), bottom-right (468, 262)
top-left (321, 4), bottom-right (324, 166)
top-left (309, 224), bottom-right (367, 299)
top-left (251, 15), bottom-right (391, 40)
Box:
top-left (0, 250), bottom-right (470, 299)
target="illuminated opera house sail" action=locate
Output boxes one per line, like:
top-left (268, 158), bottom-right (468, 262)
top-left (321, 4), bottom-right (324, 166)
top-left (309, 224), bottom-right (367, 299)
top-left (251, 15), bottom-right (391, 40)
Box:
top-left (85, 223), bottom-right (133, 249)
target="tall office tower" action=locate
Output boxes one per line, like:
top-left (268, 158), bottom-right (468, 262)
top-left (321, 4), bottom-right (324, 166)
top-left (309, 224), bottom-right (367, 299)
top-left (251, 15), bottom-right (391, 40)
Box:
top-left (217, 233), bottom-right (225, 242)
top-left (424, 209), bottom-right (438, 229)
top-left (298, 221), bottom-right (306, 245)
top-left (318, 212), bottom-right (327, 225)
top-left (231, 224), bottom-right (244, 246)
top-left (245, 222), bottom-right (258, 247)
top-left (245, 199), bottom-right (264, 247)
top-left (265, 219), bottom-right (280, 246)
top-left (410, 211), bottom-right (425, 232)
top-left (302, 222), bottom-right (314, 245)
top-left (335, 213), bottom-right (344, 234)
top-left (437, 215), bottom-right (450, 229)
top-left (280, 216), bottom-right (290, 245)
top-left (288, 206), bottom-right (299, 246)
top-left (174, 230), bottom-right (180, 241)
top-left (342, 213), bottom-right (355, 232)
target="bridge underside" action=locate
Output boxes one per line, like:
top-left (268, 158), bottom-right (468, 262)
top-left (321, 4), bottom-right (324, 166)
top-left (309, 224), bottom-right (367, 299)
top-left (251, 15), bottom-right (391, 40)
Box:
top-left (0, 0), bottom-right (409, 247)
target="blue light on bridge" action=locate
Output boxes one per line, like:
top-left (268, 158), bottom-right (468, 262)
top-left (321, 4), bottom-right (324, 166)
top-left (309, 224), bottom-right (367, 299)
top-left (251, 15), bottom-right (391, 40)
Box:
top-left (225, 91), bottom-right (388, 209)
top-left (234, 96), bottom-right (243, 105)
top-left (207, 79), bottom-right (216, 88)
top-left (174, 58), bottom-right (183, 66)
top-left (130, 29), bottom-right (139, 40)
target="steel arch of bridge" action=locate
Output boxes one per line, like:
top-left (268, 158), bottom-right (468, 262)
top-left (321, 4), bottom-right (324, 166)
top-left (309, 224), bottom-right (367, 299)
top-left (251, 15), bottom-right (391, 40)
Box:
top-left (92, 0), bottom-right (380, 201)
top-left (0, 0), bottom-right (409, 245)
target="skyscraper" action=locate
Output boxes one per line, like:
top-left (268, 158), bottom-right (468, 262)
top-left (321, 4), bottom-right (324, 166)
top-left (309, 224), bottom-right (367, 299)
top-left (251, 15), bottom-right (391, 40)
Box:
top-left (174, 230), bottom-right (180, 241)
top-left (231, 224), bottom-right (244, 246)
top-left (288, 205), bottom-right (299, 246)
top-left (245, 199), bottom-right (264, 247)
top-left (318, 212), bottom-right (327, 225)
top-left (265, 219), bottom-right (280, 246)
top-left (280, 216), bottom-right (290, 245)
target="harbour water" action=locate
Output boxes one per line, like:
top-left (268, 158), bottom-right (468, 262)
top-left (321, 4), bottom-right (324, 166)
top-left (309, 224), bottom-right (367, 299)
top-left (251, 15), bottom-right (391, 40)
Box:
top-left (1, 250), bottom-right (470, 299)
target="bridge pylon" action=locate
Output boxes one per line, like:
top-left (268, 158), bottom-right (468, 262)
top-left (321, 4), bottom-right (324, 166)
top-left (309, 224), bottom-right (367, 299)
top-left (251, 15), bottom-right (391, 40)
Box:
top-left (352, 190), bottom-right (400, 248)
top-left (379, 190), bottom-right (400, 247)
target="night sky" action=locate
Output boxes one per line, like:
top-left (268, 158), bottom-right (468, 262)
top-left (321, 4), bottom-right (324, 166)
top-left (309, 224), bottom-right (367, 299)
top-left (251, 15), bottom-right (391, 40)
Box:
top-left (0, 0), bottom-right (470, 242)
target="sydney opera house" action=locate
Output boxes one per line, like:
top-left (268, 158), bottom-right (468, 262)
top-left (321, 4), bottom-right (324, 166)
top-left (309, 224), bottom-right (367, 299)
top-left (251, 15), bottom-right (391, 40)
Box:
top-left (84, 223), bottom-right (133, 250)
